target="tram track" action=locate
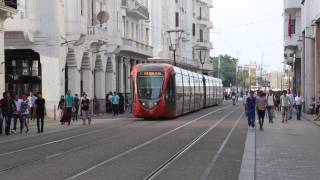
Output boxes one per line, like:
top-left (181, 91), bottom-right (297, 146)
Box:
top-left (65, 105), bottom-right (233, 180)
top-left (0, 120), bottom-right (159, 174)
top-left (0, 105), bottom-right (231, 176)
top-left (144, 108), bottom-right (243, 180)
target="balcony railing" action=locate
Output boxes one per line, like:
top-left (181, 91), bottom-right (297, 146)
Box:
top-left (122, 37), bottom-right (153, 56)
top-left (125, 0), bottom-right (149, 20)
top-left (88, 26), bottom-right (108, 41)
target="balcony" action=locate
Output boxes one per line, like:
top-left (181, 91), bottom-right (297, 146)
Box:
top-left (123, 0), bottom-right (149, 20)
top-left (195, 40), bottom-right (213, 49)
top-left (284, 0), bottom-right (301, 13)
top-left (197, 16), bottom-right (213, 29)
top-left (87, 26), bottom-right (108, 42)
top-left (284, 33), bottom-right (300, 48)
top-left (197, 0), bottom-right (213, 8)
top-left (121, 37), bottom-right (153, 57)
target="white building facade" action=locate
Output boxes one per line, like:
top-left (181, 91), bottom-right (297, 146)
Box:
top-left (3, 0), bottom-right (152, 118)
top-left (2, 0), bottom-right (214, 118)
top-left (284, 0), bottom-right (320, 110)
top-left (150, 0), bottom-right (213, 73)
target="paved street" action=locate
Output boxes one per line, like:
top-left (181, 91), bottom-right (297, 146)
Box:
top-left (0, 102), bottom-right (249, 180)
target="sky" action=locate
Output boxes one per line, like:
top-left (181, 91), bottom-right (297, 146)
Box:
top-left (210, 0), bottom-right (284, 71)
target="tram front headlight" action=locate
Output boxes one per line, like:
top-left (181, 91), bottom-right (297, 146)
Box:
top-left (154, 102), bottom-right (158, 106)
top-left (142, 102), bottom-right (146, 106)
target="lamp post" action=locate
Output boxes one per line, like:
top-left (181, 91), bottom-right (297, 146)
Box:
top-left (195, 47), bottom-right (208, 74)
top-left (167, 29), bottom-right (184, 66)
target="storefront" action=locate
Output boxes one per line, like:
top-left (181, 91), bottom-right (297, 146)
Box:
top-left (5, 49), bottom-right (41, 95)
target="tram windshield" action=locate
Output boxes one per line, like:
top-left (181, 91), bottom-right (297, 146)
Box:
top-left (137, 72), bottom-right (164, 100)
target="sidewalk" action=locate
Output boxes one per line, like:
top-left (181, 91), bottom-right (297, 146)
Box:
top-left (255, 111), bottom-right (320, 180)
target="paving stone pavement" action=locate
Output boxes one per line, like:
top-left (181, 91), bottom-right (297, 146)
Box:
top-left (256, 111), bottom-right (320, 180)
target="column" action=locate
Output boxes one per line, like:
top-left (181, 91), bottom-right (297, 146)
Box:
top-left (81, 53), bottom-right (93, 97)
top-left (119, 57), bottom-right (124, 93)
top-left (94, 55), bottom-right (105, 99)
top-left (305, 37), bottom-right (316, 107)
top-left (301, 33), bottom-right (306, 110)
top-left (105, 55), bottom-right (116, 93)
top-left (66, 48), bottom-right (80, 95)
top-left (125, 59), bottom-right (131, 94)
top-left (0, 30), bottom-right (4, 94)
top-left (315, 25), bottom-right (320, 98)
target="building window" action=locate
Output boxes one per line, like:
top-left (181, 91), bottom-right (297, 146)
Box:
top-left (199, 7), bottom-right (202, 19)
top-left (193, 23), bottom-right (196, 36)
top-left (291, 19), bottom-right (296, 34)
top-left (146, 28), bottom-right (149, 44)
top-left (122, 16), bottom-right (126, 37)
top-left (175, 12), bottom-right (179, 27)
top-left (200, 29), bottom-right (203, 42)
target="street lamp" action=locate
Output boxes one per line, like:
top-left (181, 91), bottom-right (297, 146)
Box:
top-left (195, 47), bottom-right (208, 74)
top-left (167, 29), bottom-right (184, 66)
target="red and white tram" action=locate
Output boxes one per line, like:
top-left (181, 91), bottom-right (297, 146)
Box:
top-left (131, 63), bottom-right (223, 118)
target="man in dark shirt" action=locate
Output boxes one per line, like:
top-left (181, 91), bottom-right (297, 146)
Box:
top-left (35, 93), bottom-right (46, 133)
top-left (1, 92), bottom-right (16, 135)
top-left (247, 91), bottom-right (257, 129)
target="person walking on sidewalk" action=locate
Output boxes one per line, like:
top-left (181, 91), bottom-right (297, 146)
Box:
top-left (294, 92), bottom-right (304, 120)
top-left (35, 93), bottom-right (46, 133)
top-left (288, 90), bottom-right (294, 120)
top-left (73, 94), bottom-right (80, 122)
top-left (267, 90), bottom-right (275, 123)
top-left (112, 92), bottom-right (120, 116)
top-left (19, 94), bottom-right (30, 134)
top-left (27, 92), bottom-right (37, 121)
top-left (243, 91), bottom-right (249, 117)
top-left (81, 94), bottom-right (91, 125)
top-left (12, 94), bottom-right (23, 134)
top-left (247, 91), bottom-right (257, 129)
top-left (280, 90), bottom-right (290, 123)
top-left (256, 92), bottom-right (268, 130)
top-left (2, 92), bottom-right (16, 135)
top-left (65, 90), bottom-right (74, 125)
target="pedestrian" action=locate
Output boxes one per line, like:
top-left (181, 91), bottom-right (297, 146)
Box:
top-left (287, 90), bottom-right (294, 120)
top-left (27, 92), bottom-right (37, 121)
top-left (280, 90), bottom-right (290, 123)
top-left (256, 92), bottom-right (268, 130)
top-left (266, 90), bottom-right (275, 123)
top-left (12, 94), bottom-right (23, 134)
top-left (65, 90), bottom-right (74, 125)
top-left (316, 97), bottom-right (320, 116)
top-left (294, 92), bottom-right (304, 120)
top-left (231, 92), bottom-right (236, 105)
top-left (108, 92), bottom-right (113, 113)
top-left (73, 94), bottom-right (80, 121)
top-left (1, 92), bottom-right (16, 135)
top-left (19, 94), bottom-right (30, 134)
top-left (112, 92), bottom-right (120, 116)
top-left (246, 91), bottom-right (256, 129)
top-left (119, 93), bottom-right (125, 114)
top-left (35, 93), bottom-right (46, 133)
top-left (81, 93), bottom-right (91, 125)
top-left (243, 91), bottom-right (248, 117)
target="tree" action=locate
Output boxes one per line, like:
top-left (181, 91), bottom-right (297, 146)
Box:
top-left (210, 55), bottom-right (238, 87)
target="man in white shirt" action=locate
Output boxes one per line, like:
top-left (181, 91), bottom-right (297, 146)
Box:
top-left (12, 95), bottom-right (23, 134)
top-left (288, 90), bottom-right (295, 120)
top-left (294, 92), bottom-right (304, 120)
top-left (267, 90), bottom-right (275, 123)
top-left (28, 92), bottom-right (37, 121)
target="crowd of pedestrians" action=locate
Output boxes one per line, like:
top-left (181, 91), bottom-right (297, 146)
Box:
top-left (105, 92), bottom-right (126, 116)
top-left (244, 89), bottom-right (305, 130)
top-left (0, 91), bottom-right (46, 136)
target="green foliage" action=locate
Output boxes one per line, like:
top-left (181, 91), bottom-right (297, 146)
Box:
top-left (210, 55), bottom-right (238, 87)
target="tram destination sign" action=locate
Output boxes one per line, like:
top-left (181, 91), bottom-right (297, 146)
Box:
top-left (139, 71), bottom-right (164, 76)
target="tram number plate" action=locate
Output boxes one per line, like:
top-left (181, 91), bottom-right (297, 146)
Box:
top-left (139, 72), bottom-right (163, 76)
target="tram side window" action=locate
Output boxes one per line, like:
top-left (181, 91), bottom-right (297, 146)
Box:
top-left (165, 75), bottom-right (175, 105)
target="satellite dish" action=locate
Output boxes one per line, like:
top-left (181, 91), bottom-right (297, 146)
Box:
top-left (97, 11), bottom-right (109, 25)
